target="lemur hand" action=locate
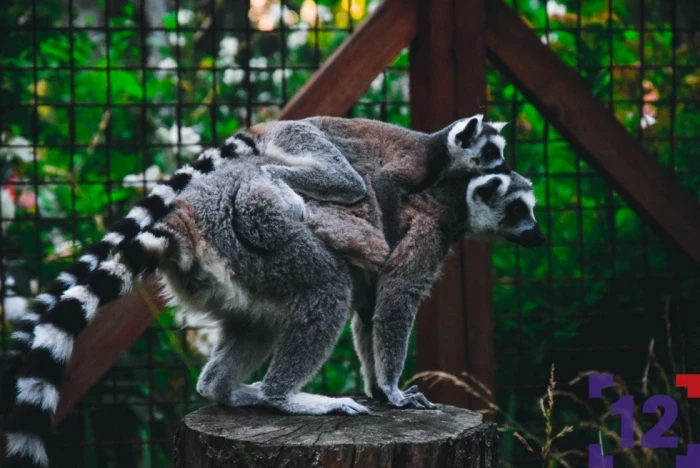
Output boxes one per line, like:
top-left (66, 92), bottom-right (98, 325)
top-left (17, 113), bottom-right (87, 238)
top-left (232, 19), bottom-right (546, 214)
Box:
top-left (376, 384), bottom-right (437, 410)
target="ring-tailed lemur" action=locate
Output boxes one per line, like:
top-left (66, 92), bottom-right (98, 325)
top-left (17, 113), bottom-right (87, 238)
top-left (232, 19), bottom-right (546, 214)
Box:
top-left (2, 120), bottom-right (367, 379)
top-left (2, 115), bottom-right (523, 467)
top-left (3, 165), bottom-right (542, 467)
top-left (344, 170), bottom-right (543, 407)
top-left (2, 113), bottom-right (504, 384)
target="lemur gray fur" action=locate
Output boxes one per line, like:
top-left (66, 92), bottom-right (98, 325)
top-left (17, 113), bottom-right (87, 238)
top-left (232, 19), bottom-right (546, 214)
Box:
top-left (2, 114), bottom-right (505, 371)
top-left (2, 115), bottom-right (543, 467)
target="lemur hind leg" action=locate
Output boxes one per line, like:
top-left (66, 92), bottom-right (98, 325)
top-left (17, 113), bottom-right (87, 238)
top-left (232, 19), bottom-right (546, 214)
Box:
top-left (228, 172), bottom-right (368, 415)
top-left (196, 317), bottom-right (278, 407)
top-left (262, 122), bottom-right (367, 205)
top-left (305, 199), bottom-right (389, 272)
top-left (260, 288), bottom-right (369, 415)
top-left (232, 174), bottom-right (307, 250)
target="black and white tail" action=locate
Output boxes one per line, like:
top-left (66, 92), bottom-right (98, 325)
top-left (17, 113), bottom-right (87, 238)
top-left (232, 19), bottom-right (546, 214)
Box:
top-left (0, 149), bottom-right (217, 415)
top-left (1, 132), bottom-right (259, 403)
top-left (2, 225), bottom-right (175, 467)
top-left (1, 132), bottom-right (259, 466)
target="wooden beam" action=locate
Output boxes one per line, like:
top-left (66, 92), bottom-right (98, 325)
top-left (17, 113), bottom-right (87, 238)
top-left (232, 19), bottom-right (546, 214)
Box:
top-left (484, 0), bottom-right (700, 267)
top-left (6, 0), bottom-right (419, 427)
top-left (54, 277), bottom-right (166, 423)
top-left (412, 0), bottom-right (494, 410)
top-left (279, 0), bottom-right (417, 120)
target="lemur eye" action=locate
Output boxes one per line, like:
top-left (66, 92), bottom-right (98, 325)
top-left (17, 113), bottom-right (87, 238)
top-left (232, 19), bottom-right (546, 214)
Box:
top-left (511, 203), bottom-right (526, 219)
top-left (482, 143), bottom-right (501, 162)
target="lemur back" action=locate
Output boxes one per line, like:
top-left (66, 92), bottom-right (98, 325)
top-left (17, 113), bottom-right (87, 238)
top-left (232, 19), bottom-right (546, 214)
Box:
top-left (2, 114), bottom-right (519, 468)
top-left (4, 115), bottom-right (502, 369)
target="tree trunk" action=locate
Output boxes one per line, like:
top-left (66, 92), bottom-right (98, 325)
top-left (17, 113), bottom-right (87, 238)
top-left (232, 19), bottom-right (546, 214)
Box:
top-left (174, 399), bottom-right (499, 467)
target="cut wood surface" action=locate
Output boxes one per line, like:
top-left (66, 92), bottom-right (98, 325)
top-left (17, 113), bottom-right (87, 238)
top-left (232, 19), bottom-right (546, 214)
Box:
top-left (174, 400), bottom-right (499, 467)
top-left (485, 0), bottom-right (700, 267)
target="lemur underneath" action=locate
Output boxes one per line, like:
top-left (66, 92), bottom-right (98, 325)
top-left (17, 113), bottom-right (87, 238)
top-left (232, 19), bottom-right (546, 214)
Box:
top-left (3, 114), bottom-right (505, 373)
top-left (3, 116), bottom-right (544, 467)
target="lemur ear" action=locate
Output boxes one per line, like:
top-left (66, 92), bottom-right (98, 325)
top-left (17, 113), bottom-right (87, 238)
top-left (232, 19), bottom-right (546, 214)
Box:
top-left (455, 117), bottom-right (480, 148)
top-left (490, 121), bottom-right (508, 133)
top-left (475, 176), bottom-right (503, 201)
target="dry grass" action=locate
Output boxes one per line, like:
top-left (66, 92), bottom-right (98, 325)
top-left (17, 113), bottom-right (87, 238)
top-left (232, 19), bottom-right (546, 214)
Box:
top-left (406, 302), bottom-right (698, 468)
top-left (407, 364), bottom-right (575, 468)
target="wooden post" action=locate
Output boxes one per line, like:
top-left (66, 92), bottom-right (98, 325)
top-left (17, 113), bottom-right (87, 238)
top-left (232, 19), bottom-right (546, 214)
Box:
top-left (174, 401), bottom-right (499, 467)
top-left (411, 0), bottom-right (494, 410)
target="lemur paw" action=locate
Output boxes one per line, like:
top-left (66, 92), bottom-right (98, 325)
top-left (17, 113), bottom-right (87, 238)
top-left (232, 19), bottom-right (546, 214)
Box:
top-left (199, 382), bottom-right (264, 407)
top-left (227, 383), bottom-right (265, 407)
top-left (328, 397), bottom-right (371, 416)
top-left (265, 392), bottom-right (370, 416)
top-left (381, 385), bottom-right (437, 410)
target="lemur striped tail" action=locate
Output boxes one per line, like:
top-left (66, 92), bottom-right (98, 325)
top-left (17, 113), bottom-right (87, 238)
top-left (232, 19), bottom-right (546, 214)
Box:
top-left (0, 151), bottom-right (213, 415)
top-left (3, 225), bottom-right (175, 467)
top-left (1, 132), bottom-right (258, 466)
top-left (6, 149), bottom-right (219, 354)
top-left (1, 133), bottom-right (256, 412)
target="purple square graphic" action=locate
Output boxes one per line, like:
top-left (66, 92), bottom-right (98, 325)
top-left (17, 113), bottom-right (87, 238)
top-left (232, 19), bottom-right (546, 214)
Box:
top-left (677, 444), bottom-right (700, 468)
top-left (589, 373), bottom-right (614, 399)
top-left (588, 444), bottom-right (614, 468)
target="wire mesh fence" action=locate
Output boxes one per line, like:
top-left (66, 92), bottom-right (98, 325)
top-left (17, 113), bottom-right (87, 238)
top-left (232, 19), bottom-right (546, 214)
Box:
top-left (1, 0), bottom-right (698, 467)
top-left (488, 0), bottom-right (700, 466)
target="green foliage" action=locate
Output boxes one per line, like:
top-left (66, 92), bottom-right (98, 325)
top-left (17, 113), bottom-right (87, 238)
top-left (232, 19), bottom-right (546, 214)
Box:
top-left (490, 1), bottom-right (700, 465)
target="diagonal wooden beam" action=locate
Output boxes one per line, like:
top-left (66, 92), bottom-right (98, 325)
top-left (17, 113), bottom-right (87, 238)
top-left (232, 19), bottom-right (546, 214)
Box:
top-left (280, 0), bottom-right (417, 119)
top-left (54, 278), bottom-right (166, 423)
top-left (39, 0), bottom-right (418, 425)
top-left (484, 0), bottom-right (700, 267)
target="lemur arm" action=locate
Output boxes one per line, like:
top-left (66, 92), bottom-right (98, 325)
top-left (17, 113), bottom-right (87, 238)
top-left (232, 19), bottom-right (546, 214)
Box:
top-left (371, 196), bottom-right (449, 408)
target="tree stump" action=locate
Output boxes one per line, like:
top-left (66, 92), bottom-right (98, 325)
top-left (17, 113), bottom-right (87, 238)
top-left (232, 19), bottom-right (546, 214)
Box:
top-left (174, 399), bottom-right (499, 467)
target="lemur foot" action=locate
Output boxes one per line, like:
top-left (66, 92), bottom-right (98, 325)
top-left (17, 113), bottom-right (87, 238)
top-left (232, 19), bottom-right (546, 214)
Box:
top-left (265, 392), bottom-right (370, 415)
top-left (227, 382), bottom-right (264, 407)
top-left (381, 385), bottom-right (437, 410)
top-left (200, 382), bottom-right (264, 407)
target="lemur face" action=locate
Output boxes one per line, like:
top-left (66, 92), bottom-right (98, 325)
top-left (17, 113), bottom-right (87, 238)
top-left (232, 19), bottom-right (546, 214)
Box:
top-left (446, 115), bottom-right (509, 174)
top-left (465, 172), bottom-right (545, 248)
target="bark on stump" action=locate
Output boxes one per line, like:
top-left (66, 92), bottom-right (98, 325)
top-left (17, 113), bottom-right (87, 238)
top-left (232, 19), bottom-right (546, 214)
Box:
top-left (174, 399), bottom-right (499, 467)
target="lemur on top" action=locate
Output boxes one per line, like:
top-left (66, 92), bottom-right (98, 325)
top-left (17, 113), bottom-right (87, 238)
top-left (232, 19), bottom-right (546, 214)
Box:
top-left (2, 115), bottom-right (544, 468)
top-left (3, 113), bottom-right (506, 372)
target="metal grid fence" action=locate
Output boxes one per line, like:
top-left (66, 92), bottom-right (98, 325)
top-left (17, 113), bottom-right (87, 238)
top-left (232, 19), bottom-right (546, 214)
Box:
top-left (1, 0), bottom-right (699, 466)
top-left (489, 0), bottom-right (700, 465)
